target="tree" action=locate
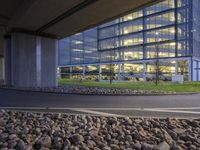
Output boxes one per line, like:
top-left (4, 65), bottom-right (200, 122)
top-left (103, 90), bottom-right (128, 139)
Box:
top-left (153, 42), bottom-right (176, 85)
top-left (109, 50), bottom-right (114, 84)
top-left (154, 42), bottom-right (160, 86)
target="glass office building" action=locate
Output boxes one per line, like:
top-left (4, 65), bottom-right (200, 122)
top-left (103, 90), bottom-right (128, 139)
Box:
top-left (58, 0), bottom-right (200, 81)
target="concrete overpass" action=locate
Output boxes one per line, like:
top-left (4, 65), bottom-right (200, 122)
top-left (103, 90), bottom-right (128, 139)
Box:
top-left (0, 0), bottom-right (162, 87)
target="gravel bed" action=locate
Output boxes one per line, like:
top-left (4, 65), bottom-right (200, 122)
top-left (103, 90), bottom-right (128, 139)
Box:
top-left (0, 85), bottom-right (174, 96)
top-left (0, 110), bottom-right (200, 150)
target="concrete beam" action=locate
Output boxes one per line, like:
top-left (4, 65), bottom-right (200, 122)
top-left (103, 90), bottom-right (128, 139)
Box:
top-left (2, 0), bottom-right (163, 38)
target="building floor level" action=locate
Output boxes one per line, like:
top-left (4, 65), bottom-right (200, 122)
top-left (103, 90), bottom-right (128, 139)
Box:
top-left (59, 57), bottom-right (200, 82)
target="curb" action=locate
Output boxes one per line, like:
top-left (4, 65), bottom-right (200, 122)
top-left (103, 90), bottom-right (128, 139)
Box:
top-left (0, 87), bottom-right (199, 96)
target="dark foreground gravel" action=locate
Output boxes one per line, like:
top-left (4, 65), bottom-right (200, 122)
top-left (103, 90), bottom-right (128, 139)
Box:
top-left (0, 110), bottom-right (200, 150)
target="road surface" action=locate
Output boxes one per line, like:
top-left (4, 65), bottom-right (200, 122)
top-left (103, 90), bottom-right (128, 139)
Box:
top-left (0, 88), bottom-right (200, 118)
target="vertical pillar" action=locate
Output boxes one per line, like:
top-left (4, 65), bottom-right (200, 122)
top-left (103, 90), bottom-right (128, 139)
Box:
top-left (36, 37), bottom-right (42, 87)
top-left (2, 58), bottom-right (5, 81)
top-left (143, 62), bottom-right (147, 81)
top-left (70, 66), bottom-right (72, 79)
top-left (121, 64), bottom-right (124, 81)
top-left (0, 58), bottom-right (2, 81)
top-left (198, 61), bottom-right (200, 81)
top-left (98, 65), bottom-right (101, 81)
top-left (0, 57), bottom-right (4, 83)
top-left (4, 37), bottom-right (11, 85)
top-left (118, 64), bottom-right (121, 81)
top-left (83, 66), bottom-right (86, 79)
top-left (10, 32), bottom-right (57, 87)
top-left (40, 36), bottom-right (58, 87)
top-left (56, 67), bottom-right (61, 79)
top-left (188, 59), bottom-right (192, 81)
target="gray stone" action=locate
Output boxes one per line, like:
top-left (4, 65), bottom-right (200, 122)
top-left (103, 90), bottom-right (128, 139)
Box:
top-left (70, 146), bottom-right (79, 150)
top-left (155, 141), bottom-right (170, 150)
top-left (8, 139), bottom-right (17, 148)
top-left (126, 135), bottom-right (133, 142)
top-left (71, 134), bottom-right (84, 143)
top-left (64, 139), bottom-right (71, 147)
top-left (162, 129), bottom-right (173, 144)
top-left (124, 117), bottom-right (133, 125)
top-left (134, 142), bottom-right (142, 149)
top-left (141, 143), bottom-right (154, 150)
top-left (8, 134), bottom-right (17, 140)
top-left (102, 146), bottom-right (111, 150)
top-left (170, 141), bottom-right (181, 150)
top-left (36, 135), bottom-right (52, 148)
top-left (0, 133), bottom-right (8, 141)
top-left (0, 118), bottom-right (6, 126)
top-left (89, 130), bottom-right (98, 138)
top-left (35, 127), bottom-right (41, 134)
top-left (110, 144), bottom-right (120, 150)
top-left (189, 145), bottom-right (197, 150)
top-left (173, 128), bottom-right (185, 134)
top-left (180, 134), bottom-right (195, 141)
top-left (87, 140), bottom-right (96, 148)
top-left (18, 140), bottom-right (26, 150)
top-left (80, 145), bottom-right (90, 150)
top-left (40, 147), bottom-right (50, 150)
top-left (93, 147), bottom-right (101, 150)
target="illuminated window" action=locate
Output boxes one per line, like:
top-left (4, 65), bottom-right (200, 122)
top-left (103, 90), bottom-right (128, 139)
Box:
top-left (120, 33), bottom-right (143, 46)
top-left (145, 12), bottom-right (175, 29)
top-left (145, 27), bottom-right (175, 43)
top-left (145, 0), bottom-right (175, 15)
top-left (122, 11), bottom-right (143, 22)
top-left (146, 42), bottom-right (175, 58)
top-left (120, 19), bottom-right (143, 35)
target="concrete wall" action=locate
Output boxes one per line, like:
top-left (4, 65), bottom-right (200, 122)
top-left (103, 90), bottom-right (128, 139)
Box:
top-left (8, 32), bottom-right (57, 87)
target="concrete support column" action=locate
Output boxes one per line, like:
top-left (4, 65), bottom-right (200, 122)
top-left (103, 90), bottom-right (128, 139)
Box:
top-left (40, 36), bottom-right (58, 87)
top-left (0, 57), bottom-right (4, 83)
top-left (98, 65), bottom-right (101, 81)
top-left (8, 32), bottom-right (58, 87)
top-left (117, 64), bottom-right (121, 81)
top-left (4, 37), bottom-right (11, 85)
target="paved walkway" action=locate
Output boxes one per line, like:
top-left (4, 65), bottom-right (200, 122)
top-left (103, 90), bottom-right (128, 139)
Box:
top-left (1, 88), bottom-right (200, 118)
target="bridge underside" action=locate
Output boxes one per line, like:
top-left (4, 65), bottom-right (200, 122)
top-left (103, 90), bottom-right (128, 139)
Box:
top-left (0, 0), bottom-right (162, 87)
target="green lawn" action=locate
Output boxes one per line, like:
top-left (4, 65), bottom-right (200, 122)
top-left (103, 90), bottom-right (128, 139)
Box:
top-left (58, 79), bottom-right (200, 93)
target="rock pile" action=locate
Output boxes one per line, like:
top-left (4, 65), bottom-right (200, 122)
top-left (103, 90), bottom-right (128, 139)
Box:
top-left (0, 110), bottom-right (200, 150)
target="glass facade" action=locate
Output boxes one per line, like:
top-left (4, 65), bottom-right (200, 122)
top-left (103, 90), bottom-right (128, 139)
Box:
top-left (59, 0), bottom-right (200, 81)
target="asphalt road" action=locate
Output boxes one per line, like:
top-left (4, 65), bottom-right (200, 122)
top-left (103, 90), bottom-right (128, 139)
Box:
top-left (1, 88), bottom-right (200, 118)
